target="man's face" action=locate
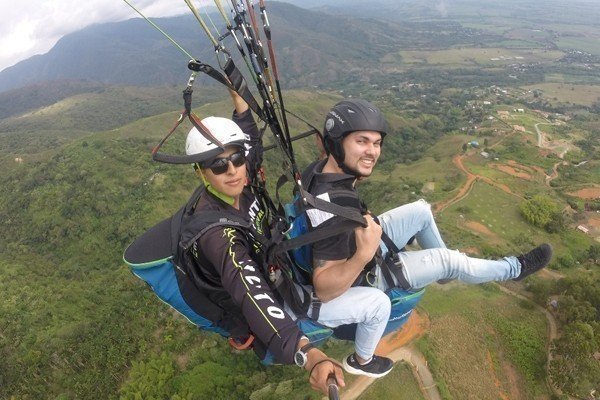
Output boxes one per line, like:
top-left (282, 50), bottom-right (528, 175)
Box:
top-left (341, 130), bottom-right (382, 177)
top-left (202, 146), bottom-right (247, 198)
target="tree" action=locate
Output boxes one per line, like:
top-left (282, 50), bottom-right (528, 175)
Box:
top-left (555, 296), bottom-right (596, 324)
top-left (545, 211), bottom-right (567, 233)
top-left (587, 244), bottom-right (600, 264)
top-left (557, 253), bottom-right (576, 269)
top-left (549, 322), bottom-right (600, 397)
top-left (119, 353), bottom-right (176, 400)
top-left (519, 195), bottom-right (561, 232)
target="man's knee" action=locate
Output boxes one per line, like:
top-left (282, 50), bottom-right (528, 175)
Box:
top-left (381, 199), bottom-right (430, 221)
top-left (415, 198), bottom-right (434, 216)
top-left (367, 289), bottom-right (391, 323)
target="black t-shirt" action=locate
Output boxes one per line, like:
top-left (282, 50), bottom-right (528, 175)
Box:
top-left (304, 160), bottom-right (364, 262)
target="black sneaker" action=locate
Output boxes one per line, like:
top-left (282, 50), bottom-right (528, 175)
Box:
top-left (514, 243), bottom-right (553, 281)
top-left (342, 353), bottom-right (393, 378)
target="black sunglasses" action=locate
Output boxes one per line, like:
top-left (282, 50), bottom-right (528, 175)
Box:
top-left (202, 150), bottom-right (246, 175)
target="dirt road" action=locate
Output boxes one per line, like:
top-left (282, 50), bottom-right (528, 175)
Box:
top-left (434, 154), bottom-right (521, 214)
top-left (535, 122), bottom-right (569, 158)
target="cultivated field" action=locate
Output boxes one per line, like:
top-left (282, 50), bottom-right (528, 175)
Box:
top-left (398, 48), bottom-right (564, 67)
top-left (557, 36), bottom-right (600, 56)
top-left (521, 83), bottom-right (600, 106)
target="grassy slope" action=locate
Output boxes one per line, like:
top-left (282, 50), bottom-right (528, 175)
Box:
top-left (417, 284), bottom-right (549, 400)
top-left (358, 362), bottom-right (425, 400)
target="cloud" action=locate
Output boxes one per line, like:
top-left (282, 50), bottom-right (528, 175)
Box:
top-left (0, 0), bottom-right (218, 72)
top-left (435, 0), bottom-right (449, 17)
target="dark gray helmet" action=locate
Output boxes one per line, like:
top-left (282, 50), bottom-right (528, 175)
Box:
top-left (322, 99), bottom-right (387, 175)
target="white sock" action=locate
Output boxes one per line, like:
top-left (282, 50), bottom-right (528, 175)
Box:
top-left (357, 355), bottom-right (372, 365)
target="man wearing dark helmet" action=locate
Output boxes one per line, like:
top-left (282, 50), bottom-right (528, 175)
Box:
top-left (302, 99), bottom-right (553, 378)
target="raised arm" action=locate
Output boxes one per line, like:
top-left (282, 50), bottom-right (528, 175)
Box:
top-left (229, 88), bottom-right (249, 115)
top-left (229, 90), bottom-right (262, 178)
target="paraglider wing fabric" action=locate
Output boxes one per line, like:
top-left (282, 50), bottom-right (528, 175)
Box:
top-left (124, 217), bottom-right (173, 265)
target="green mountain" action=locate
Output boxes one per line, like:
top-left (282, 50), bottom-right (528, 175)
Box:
top-left (0, 0), bottom-right (551, 94)
top-left (0, 2), bottom-right (416, 93)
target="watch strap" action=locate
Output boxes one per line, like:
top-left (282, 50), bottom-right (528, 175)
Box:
top-left (300, 342), bottom-right (314, 354)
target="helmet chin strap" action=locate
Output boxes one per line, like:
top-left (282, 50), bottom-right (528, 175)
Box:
top-left (327, 142), bottom-right (364, 178)
top-left (196, 168), bottom-right (235, 206)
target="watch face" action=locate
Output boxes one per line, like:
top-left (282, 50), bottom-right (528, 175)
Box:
top-left (294, 351), bottom-right (307, 367)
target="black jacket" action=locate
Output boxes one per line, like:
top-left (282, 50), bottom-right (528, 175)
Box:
top-left (191, 109), bottom-right (303, 365)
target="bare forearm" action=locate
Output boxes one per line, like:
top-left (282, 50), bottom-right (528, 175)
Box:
top-left (313, 253), bottom-right (370, 302)
top-left (229, 89), bottom-right (249, 114)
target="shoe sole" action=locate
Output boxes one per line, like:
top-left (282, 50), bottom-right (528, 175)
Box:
top-left (342, 357), bottom-right (393, 378)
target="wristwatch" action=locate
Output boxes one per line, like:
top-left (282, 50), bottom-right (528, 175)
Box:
top-left (294, 341), bottom-right (314, 368)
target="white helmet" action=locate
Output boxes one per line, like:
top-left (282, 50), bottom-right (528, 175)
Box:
top-left (185, 116), bottom-right (246, 159)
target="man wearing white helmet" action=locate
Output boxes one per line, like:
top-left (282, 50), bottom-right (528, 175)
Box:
top-left (184, 89), bottom-right (344, 395)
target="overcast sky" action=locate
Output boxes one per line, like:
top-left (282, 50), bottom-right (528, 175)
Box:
top-left (0, 0), bottom-right (214, 72)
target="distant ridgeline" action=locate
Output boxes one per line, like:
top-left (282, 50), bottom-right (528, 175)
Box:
top-left (7, 0), bottom-right (600, 94)
top-left (0, 2), bottom-right (411, 93)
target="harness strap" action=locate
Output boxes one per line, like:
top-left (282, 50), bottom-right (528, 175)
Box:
top-left (271, 264), bottom-right (309, 313)
top-left (272, 271), bottom-right (322, 322)
top-left (379, 256), bottom-right (411, 290)
top-left (300, 188), bottom-right (366, 226)
top-left (223, 58), bottom-right (265, 120)
top-left (188, 59), bottom-right (231, 88)
top-left (310, 291), bottom-right (322, 321)
top-left (271, 217), bottom-right (359, 256)
top-left (376, 256), bottom-right (395, 288)
top-left (371, 215), bottom-right (412, 290)
top-left (269, 185), bottom-right (367, 259)
top-left (266, 219), bottom-right (316, 320)
top-left (152, 87), bottom-right (226, 164)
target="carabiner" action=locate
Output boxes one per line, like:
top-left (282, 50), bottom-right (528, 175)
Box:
top-left (216, 45), bottom-right (232, 70)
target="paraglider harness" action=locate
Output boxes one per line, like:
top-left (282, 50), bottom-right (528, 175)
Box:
top-left (123, 182), bottom-right (333, 361)
top-left (118, 4), bottom-right (333, 349)
top-left (271, 159), bottom-right (413, 291)
top-left (122, 0), bottom-right (421, 358)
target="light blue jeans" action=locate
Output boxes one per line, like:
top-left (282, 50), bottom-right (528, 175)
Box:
top-left (312, 199), bottom-right (522, 360)
top-left (376, 199), bottom-right (521, 290)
